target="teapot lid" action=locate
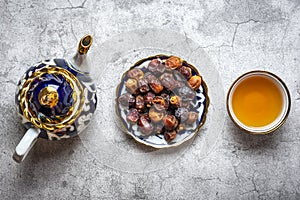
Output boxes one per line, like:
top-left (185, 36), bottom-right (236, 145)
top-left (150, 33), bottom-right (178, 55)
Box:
top-left (17, 59), bottom-right (85, 132)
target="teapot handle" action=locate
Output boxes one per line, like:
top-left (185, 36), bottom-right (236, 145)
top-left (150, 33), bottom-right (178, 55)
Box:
top-left (13, 128), bottom-right (40, 163)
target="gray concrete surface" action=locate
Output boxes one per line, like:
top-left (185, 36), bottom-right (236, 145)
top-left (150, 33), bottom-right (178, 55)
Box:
top-left (0, 0), bottom-right (300, 199)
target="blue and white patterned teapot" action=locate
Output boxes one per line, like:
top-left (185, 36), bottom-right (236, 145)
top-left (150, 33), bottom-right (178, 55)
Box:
top-left (13, 35), bottom-right (97, 162)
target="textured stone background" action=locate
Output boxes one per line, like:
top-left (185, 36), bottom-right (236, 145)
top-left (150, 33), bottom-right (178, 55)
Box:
top-left (0, 0), bottom-right (299, 199)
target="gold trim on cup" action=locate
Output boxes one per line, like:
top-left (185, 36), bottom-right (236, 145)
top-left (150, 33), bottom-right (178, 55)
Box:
top-left (226, 70), bottom-right (291, 134)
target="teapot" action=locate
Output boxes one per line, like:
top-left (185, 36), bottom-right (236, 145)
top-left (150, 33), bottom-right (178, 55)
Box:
top-left (13, 35), bottom-right (97, 163)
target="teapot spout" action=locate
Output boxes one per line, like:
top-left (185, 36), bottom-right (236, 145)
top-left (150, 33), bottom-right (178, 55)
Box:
top-left (78, 34), bottom-right (93, 55)
top-left (70, 34), bottom-right (93, 72)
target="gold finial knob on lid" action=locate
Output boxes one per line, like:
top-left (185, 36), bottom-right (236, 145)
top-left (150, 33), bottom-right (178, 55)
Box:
top-left (38, 86), bottom-right (59, 108)
top-left (78, 34), bottom-right (93, 55)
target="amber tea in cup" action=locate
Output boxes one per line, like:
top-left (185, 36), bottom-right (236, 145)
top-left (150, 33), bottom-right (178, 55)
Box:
top-left (227, 71), bottom-right (291, 134)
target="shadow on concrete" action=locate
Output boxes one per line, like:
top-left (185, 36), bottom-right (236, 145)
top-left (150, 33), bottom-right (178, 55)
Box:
top-left (224, 118), bottom-right (282, 151)
top-left (10, 135), bottom-right (83, 199)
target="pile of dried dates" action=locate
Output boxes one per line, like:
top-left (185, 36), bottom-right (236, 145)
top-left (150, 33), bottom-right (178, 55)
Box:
top-left (118, 56), bottom-right (202, 142)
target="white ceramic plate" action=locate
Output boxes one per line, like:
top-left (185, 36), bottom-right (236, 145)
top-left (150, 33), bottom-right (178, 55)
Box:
top-left (116, 54), bottom-right (209, 148)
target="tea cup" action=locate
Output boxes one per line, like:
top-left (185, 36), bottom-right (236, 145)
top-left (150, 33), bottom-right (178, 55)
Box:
top-left (227, 70), bottom-right (291, 134)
